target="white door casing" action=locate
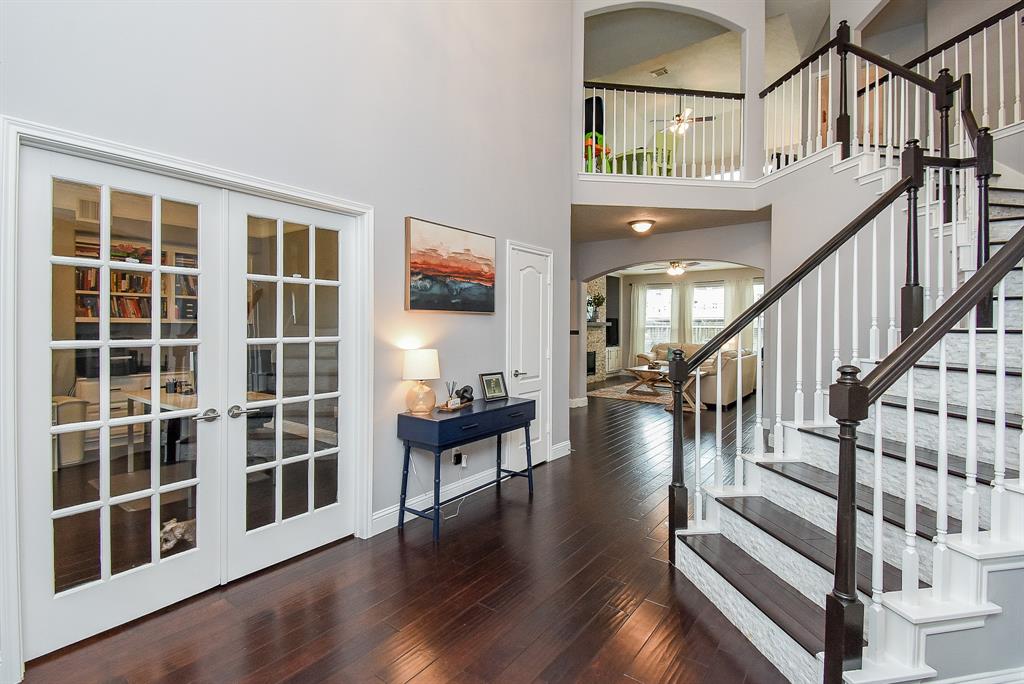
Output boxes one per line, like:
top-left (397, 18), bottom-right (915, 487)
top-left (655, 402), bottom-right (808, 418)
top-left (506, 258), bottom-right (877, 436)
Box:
top-left (506, 241), bottom-right (553, 470)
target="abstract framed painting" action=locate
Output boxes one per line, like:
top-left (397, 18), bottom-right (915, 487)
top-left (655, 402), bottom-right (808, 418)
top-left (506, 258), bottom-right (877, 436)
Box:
top-left (405, 217), bottom-right (496, 313)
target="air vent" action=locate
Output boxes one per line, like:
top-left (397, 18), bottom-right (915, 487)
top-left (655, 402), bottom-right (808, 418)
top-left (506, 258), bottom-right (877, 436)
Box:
top-left (77, 198), bottom-right (100, 223)
top-left (650, 66), bottom-right (669, 77)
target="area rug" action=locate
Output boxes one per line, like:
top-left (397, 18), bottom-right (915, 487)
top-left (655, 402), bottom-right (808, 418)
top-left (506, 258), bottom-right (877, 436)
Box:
top-left (587, 381), bottom-right (672, 405)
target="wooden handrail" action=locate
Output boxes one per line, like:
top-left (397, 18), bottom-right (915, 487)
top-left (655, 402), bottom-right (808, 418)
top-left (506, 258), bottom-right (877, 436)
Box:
top-left (682, 175), bottom-right (913, 373)
top-left (760, 37), bottom-right (839, 98)
top-left (582, 81), bottom-right (745, 100)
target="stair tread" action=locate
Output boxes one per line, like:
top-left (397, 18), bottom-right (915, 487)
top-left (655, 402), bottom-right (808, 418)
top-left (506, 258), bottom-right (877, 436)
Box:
top-left (716, 495), bottom-right (919, 594)
top-left (756, 461), bottom-right (964, 539)
top-left (677, 532), bottom-right (826, 655)
top-left (798, 425), bottom-right (1019, 485)
top-left (880, 395), bottom-right (1023, 429)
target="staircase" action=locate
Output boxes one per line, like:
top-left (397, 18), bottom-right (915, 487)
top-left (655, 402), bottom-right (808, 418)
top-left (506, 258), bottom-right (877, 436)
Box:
top-left (664, 17), bottom-right (1024, 684)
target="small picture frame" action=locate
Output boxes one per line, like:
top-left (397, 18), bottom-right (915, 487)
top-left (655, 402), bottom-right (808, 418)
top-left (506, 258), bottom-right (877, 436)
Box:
top-left (479, 371), bottom-right (508, 401)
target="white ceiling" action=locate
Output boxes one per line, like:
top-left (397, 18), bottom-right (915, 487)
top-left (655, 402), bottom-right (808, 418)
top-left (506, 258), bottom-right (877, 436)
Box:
top-left (571, 204), bottom-right (772, 243)
top-left (611, 260), bottom-right (750, 276)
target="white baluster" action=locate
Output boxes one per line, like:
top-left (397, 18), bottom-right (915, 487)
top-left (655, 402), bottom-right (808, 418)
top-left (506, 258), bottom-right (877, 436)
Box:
top-left (791, 72), bottom-right (798, 162)
top-left (903, 367), bottom-right (920, 603)
top-left (694, 373), bottom-right (703, 524)
top-left (710, 97), bottom-right (718, 178)
top-left (873, 63), bottom-right (881, 168)
top-left (755, 312), bottom-right (765, 455)
top-left (806, 65), bottom-right (814, 157)
top-left (936, 168), bottom-right (946, 308)
top-left (934, 337), bottom-right (950, 599)
top-left (1015, 11), bottom-right (1021, 124)
top-left (927, 57), bottom-right (935, 153)
top-left (730, 98), bottom-right (737, 176)
top-left (888, 198), bottom-right (899, 352)
top-left (612, 88), bottom-right (619, 174)
top-left (701, 95), bottom-right (708, 177)
top-left (795, 282), bottom-right (804, 424)
top-left (993, 279), bottom-right (1007, 539)
top-left (924, 151), bottom-right (932, 315)
top-left (735, 332), bottom-right (744, 487)
top-left (963, 310), bottom-right (980, 542)
top-left (815, 266), bottom-right (825, 423)
top-left (870, 217), bottom-right (880, 360)
top-left (828, 48), bottom-right (835, 146)
top-left (999, 16), bottom-right (1007, 129)
top-left (816, 56), bottom-right (824, 151)
top-left (739, 98), bottom-right (745, 172)
top-left (764, 91), bottom-right (772, 174)
top-left (864, 59), bottom-right (871, 160)
top-left (775, 304), bottom-right (785, 452)
top-left (643, 90), bottom-right (649, 175)
top-left (799, 67), bottom-right (807, 159)
top-left (983, 26), bottom-right (991, 128)
top-left (868, 402), bottom-right (885, 658)
top-left (715, 348), bottom-right (723, 488)
top-left (885, 70), bottom-right (893, 163)
top-left (633, 89), bottom-right (638, 175)
top-left (852, 54), bottom-right (860, 153)
top-left (851, 234), bottom-right (860, 367)
top-left (681, 95), bottom-right (689, 178)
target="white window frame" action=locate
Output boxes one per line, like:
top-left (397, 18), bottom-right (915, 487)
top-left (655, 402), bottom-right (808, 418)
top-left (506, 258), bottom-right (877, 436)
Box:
top-left (642, 284), bottom-right (673, 351)
top-left (691, 280), bottom-right (726, 344)
top-left (0, 116), bottom-right (375, 682)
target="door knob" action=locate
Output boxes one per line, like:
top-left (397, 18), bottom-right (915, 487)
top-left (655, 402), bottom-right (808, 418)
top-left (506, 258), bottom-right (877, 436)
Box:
top-left (513, 370), bottom-right (526, 378)
top-left (190, 408), bottom-right (221, 422)
top-left (227, 404), bottom-right (259, 419)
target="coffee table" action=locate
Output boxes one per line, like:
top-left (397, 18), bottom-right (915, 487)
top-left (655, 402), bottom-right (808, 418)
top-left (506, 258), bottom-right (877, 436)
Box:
top-left (624, 365), bottom-right (670, 396)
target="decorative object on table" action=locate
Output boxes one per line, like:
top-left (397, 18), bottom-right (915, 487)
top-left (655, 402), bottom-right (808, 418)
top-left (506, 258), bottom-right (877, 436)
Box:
top-left (479, 371), bottom-right (508, 401)
top-left (405, 217), bottom-right (495, 313)
top-left (586, 292), bottom-right (606, 322)
top-left (456, 385), bottom-right (474, 403)
top-left (159, 518), bottom-right (196, 552)
top-left (444, 381), bottom-right (460, 409)
top-left (402, 348), bottom-right (441, 414)
top-left (165, 378), bottom-right (179, 394)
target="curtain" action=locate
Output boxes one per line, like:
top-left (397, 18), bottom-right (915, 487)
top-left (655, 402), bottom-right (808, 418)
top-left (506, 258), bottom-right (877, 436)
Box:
top-left (670, 282), bottom-right (682, 342)
top-left (677, 281), bottom-right (692, 344)
top-left (629, 283), bottom-right (648, 364)
top-left (725, 277), bottom-right (755, 350)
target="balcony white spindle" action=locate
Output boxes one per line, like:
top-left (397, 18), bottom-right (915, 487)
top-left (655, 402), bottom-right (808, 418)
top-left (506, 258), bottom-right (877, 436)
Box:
top-left (715, 348), bottom-right (723, 488)
top-left (999, 17), bottom-right (1007, 128)
top-left (800, 67), bottom-right (809, 159)
top-left (755, 312), bottom-right (765, 455)
top-left (791, 73), bottom-right (799, 162)
top-left (852, 54), bottom-right (860, 153)
top-left (701, 95), bottom-right (708, 177)
top-left (643, 90), bottom-right (649, 175)
top-left (924, 153), bottom-right (932, 315)
top-left (816, 56), bottom-right (824, 151)
top-left (914, 68), bottom-right (922, 145)
top-left (694, 374), bottom-right (703, 524)
top-left (632, 90), bottom-right (638, 175)
top-left (851, 235), bottom-right (860, 367)
top-left (885, 71), bottom-right (893, 162)
top-left (739, 98), bottom-right (745, 172)
top-left (814, 266), bottom-right (825, 423)
top-left (660, 93), bottom-right (668, 178)
top-left (983, 26), bottom-right (991, 128)
top-left (764, 91), bottom-right (772, 174)
top-left (795, 282), bottom-right (804, 424)
top-left (903, 368), bottom-right (920, 603)
top-left (833, 253), bottom-right (842, 379)
top-left (901, 78), bottom-right (908, 156)
top-left (888, 198), bottom-right (898, 352)
top-left (873, 64), bottom-right (881, 168)
top-left (936, 169), bottom-right (946, 308)
top-left (964, 310), bottom-right (980, 543)
top-left (864, 59), bottom-right (871, 159)
top-left (709, 97), bottom-right (717, 178)
top-left (730, 99), bottom-right (737, 176)
top-left (934, 337), bottom-right (950, 599)
top-left (1016, 11), bottom-right (1021, 123)
top-left (868, 401), bottom-right (885, 658)
top-left (828, 48), bottom-right (835, 146)
top-left (927, 57), bottom-right (935, 152)
top-left (775, 304), bottom-right (785, 452)
top-left (611, 89), bottom-right (618, 174)
top-left (735, 332), bottom-right (744, 487)
top-left (870, 217), bottom-right (880, 359)
top-left (993, 279), bottom-right (1007, 539)
top-left (682, 95), bottom-right (689, 178)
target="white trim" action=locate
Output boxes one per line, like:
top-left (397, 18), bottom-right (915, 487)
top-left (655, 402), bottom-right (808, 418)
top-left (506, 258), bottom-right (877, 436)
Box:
top-left (551, 440), bottom-right (572, 460)
top-left (0, 116), bottom-right (375, 681)
top-left (569, 397), bottom-right (589, 408)
top-left (505, 240), bottom-right (554, 466)
top-left (369, 468), bottom-right (498, 537)
top-left (931, 665), bottom-right (1024, 684)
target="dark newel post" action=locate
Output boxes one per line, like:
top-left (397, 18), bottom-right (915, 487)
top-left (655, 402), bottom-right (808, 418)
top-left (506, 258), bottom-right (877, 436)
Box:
top-left (935, 68), bottom-right (955, 223)
top-left (836, 20), bottom-right (852, 159)
top-left (824, 366), bottom-right (868, 684)
top-left (976, 127), bottom-right (994, 327)
top-left (667, 349), bottom-right (689, 564)
top-left (901, 139), bottom-right (925, 338)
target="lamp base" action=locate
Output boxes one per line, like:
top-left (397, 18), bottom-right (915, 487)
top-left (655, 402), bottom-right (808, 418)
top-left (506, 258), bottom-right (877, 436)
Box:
top-left (406, 381), bottom-right (436, 414)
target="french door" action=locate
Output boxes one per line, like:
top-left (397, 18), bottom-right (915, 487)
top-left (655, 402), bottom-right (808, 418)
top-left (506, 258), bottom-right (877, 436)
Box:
top-left (18, 148), bottom-right (225, 658)
top-left (17, 148), bottom-right (358, 658)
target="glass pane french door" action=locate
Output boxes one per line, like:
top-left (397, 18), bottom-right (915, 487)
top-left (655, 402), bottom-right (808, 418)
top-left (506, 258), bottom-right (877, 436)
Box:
top-left (225, 193), bottom-right (355, 580)
top-left (17, 148), bottom-right (224, 658)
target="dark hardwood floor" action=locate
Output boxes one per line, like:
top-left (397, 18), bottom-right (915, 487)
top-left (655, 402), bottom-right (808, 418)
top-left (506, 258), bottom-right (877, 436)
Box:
top-left (26, 393), bottom-right (785, 683)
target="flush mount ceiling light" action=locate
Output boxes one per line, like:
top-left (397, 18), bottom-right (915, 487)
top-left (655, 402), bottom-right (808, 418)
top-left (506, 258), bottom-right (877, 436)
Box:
top-left (666, 261), bottom-right (686, 276)
top-left (629, 220), bottom-right (655, 234)
top-left (650, 66), bottom-right (669, 77)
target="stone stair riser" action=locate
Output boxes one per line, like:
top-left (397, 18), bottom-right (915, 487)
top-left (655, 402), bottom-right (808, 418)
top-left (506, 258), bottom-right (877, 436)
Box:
top-left (989, 219), bottom-right (1024, 243)
top-left (757, 464), bottom-right (935, 584)
top-left (882, 366), bottom-right (1022, 414)
top-left (919, 332), bottom-right (1023, 367)
top-left (989, 189), bottom-right (1024, 206)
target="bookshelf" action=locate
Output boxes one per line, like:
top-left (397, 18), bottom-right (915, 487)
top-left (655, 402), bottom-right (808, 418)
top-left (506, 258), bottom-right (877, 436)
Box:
top-left (72, 236), bottom-right (199, 326)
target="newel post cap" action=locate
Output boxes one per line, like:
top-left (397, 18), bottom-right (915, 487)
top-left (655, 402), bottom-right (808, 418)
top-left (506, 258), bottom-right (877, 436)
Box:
top-left (829, 365), bottom-right (869, 422)
top-left (668, 348), bottom-right (689, 383)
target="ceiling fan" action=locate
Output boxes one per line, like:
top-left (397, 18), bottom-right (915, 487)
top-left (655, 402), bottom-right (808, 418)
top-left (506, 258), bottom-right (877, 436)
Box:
top-left (649, 108), bottom-right (715, 135)
top-left (639, 260), bottom-right (701, 275)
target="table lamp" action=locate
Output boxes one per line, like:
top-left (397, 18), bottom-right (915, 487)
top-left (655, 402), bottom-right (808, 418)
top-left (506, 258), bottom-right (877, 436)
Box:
top-left (403, 348), bottom-right (440, 414)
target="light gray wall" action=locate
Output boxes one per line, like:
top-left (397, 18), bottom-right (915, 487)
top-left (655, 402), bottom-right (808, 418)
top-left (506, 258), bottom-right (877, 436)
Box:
top-left (927, 0), bottom-right (1018, 48)
top-left (1, 1), bottom-right (573, 518)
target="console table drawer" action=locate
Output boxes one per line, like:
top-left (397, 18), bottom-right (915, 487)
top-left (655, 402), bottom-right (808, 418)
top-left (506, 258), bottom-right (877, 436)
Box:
top-left (438, 413), bottom-right (493, 443)
top-left (490, 403), bottom-right (534, 426)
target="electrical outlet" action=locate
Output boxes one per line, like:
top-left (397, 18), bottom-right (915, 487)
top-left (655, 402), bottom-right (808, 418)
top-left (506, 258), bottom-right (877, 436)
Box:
top-left (452, 451), bottom-right (463, 466)
top-left (461, 454), bottom-right (469, 468)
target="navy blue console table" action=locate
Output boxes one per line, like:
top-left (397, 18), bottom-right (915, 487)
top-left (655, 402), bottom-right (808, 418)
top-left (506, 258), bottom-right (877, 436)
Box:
top-left (397, 397), bottom-right (536, 542)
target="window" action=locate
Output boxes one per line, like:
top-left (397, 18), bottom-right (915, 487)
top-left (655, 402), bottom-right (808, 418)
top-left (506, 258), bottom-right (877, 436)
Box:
top-left (643, 286), bottom-right (673, 351)
top-left (752, 278), bottom-right (765, 349)
top-left (691, 282), bottom-right (725, 344)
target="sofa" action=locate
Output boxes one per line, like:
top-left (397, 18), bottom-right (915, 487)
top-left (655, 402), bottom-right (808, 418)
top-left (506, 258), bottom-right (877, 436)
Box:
top-left (635, 342), bottom-right (757, 408)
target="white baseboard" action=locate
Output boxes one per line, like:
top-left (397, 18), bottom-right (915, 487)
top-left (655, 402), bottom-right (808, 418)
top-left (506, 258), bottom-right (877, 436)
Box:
top-left (551, 440), bottom-right (571, 460)
top-left (569, 397), bottom-right (588, 408)
top-left (369, 468), bottom-right (497, 537)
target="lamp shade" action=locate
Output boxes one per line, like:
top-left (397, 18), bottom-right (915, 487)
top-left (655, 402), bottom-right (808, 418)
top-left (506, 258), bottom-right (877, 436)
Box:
top-left (402, 348), bottom-right (440, 381)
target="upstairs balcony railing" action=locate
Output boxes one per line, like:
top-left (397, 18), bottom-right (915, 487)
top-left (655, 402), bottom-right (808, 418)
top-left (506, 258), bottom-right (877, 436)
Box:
top-left (582, 83), bottom-right (744, 180)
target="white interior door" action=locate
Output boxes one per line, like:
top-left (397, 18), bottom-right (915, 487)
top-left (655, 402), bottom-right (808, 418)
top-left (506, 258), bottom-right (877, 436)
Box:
top-left (17, 148), bottom-right (224, 658)
top-left (225, 193), bottom-right (357, 579)
top-left (507, 242), bottom-right (552, 469)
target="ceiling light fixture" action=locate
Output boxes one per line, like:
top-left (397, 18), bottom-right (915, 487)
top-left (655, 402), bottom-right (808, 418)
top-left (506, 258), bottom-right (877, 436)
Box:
top-left (629, 220), bottom-right (655, 234)
top-left (650, 66), bottom-right (669, 77)
top-left (666, 261), bottom-right (686, 276)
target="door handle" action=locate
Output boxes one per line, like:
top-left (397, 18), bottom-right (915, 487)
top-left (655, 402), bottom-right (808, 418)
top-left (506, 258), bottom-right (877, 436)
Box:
top-left (191, 408), bottom-right (221, 422)
top-left (513, 370), bottom-right (527, 378)
top-left (227, 404), bottom-right (259, 419)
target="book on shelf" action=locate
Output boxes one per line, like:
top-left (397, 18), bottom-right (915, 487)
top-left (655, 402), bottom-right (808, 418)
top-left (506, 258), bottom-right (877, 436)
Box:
top-left (174, 275), bottom-right (198, 297)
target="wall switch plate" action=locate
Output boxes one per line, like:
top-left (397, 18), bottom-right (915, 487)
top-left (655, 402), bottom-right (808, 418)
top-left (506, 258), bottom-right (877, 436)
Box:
top-left (452, 451), bottom-right (463, 466)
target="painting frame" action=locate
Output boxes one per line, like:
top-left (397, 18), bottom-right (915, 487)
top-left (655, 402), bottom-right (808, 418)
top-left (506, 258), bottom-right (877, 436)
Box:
top-left (405, 216), bottom-right (496, 314)
top-left (479, 371), bottom-right (509, 401)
